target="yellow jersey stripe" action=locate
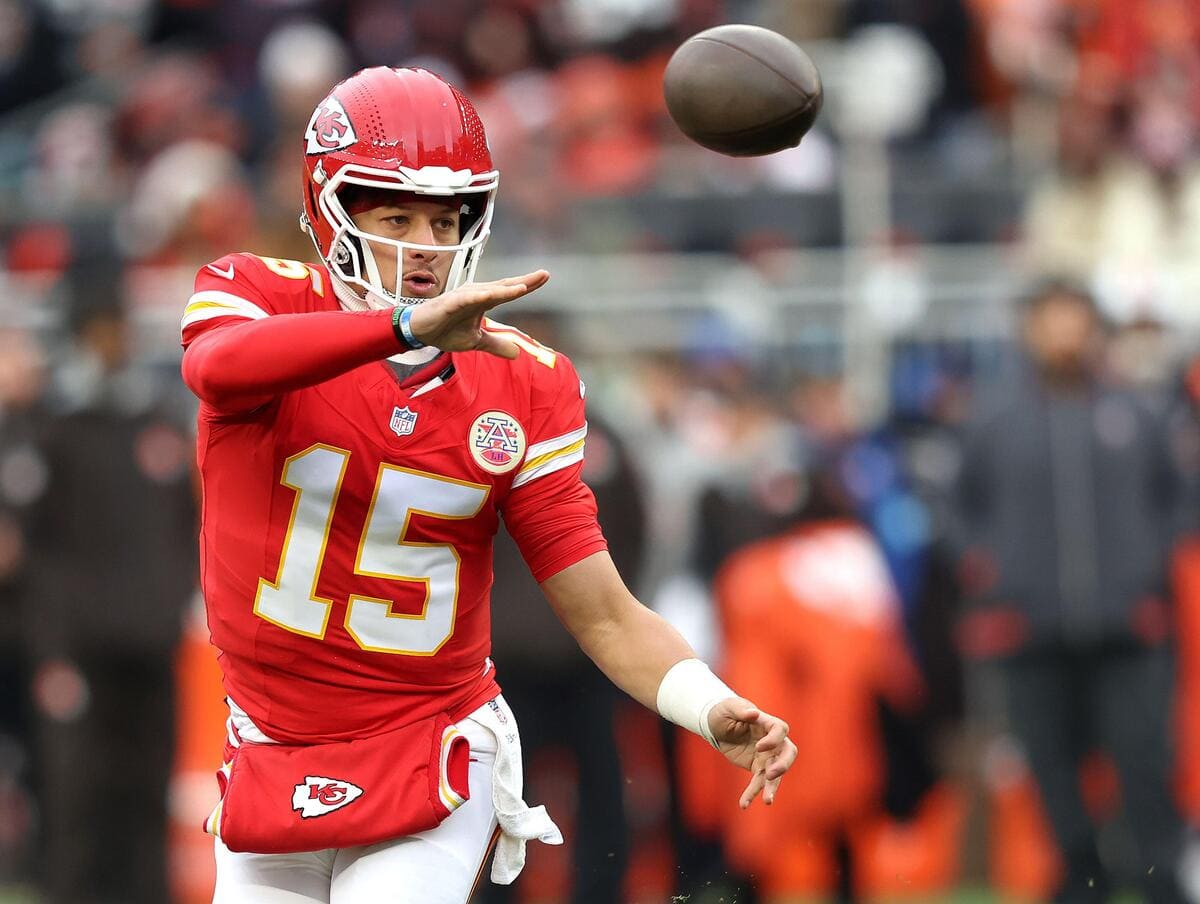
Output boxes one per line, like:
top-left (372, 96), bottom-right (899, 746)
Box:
top-left (517, 438), bottom-right (585, 476)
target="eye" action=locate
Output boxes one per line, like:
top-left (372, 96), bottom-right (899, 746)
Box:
top-left (385, 215), bottom-right (409, 228)
top-left (435, 218), bottom-right (457, 231)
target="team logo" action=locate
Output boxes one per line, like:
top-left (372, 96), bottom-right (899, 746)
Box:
top-left (305, 96), bottom-right (357, 154)
top-left (468, 410), bottom-right (526, 475)
top-left (487, 698), bottom-right (509, 725)
top-left (389, 405), bottom-right (418, 436)
top-left (292, 776), bottom-right (364, 818)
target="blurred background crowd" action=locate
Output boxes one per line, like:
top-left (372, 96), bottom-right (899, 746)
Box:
top-left (2, 0), bottom-right (1200, 902)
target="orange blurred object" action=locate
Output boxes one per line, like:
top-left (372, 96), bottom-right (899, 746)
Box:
top-left (986, 750), bottom-right (1061, 900)
top-left (169, 605), bottom-right (226, 904)
top-left (1172, 537), bottom-right (1200, 821)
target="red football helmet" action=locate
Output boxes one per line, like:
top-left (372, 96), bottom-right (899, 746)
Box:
top-left (300, 67), bottom-right (498, 307)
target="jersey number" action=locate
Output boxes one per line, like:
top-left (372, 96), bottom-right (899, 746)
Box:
top-left (253, 445), bottom-right (489, 655)
top-left (256, 254), bottom-right (325, 296)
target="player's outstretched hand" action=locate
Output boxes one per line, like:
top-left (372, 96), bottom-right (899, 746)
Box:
top-left (407, 271), bottom-right (550, 358)
top-left (708, 697), bottom-right (797, 809)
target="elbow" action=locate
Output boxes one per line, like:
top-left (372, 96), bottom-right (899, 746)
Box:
top-left (181, 345), bottom-right (226, 405)
top-left (182, 340), bottom-right (265, 410)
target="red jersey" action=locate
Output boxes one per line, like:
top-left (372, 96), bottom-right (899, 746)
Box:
top-left (181, 253), bottom-right (607, 744)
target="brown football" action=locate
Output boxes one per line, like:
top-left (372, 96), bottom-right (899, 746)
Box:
top-left (663, 24), bottom-right (823, 157)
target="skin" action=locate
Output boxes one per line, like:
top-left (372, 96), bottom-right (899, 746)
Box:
top-left (1023, 292), bottom-right (1102, 383)
top-left (352, 198), bottom-right (798, 806)
top-left (351, 196), bottom-right (548, 359)
top-left (542, 551), bottom-right (797, 807)
top-left (351, 198), bottom-right (461, 301)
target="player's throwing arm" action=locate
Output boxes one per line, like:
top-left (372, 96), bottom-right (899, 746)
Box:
top-left (539, 551), bottom-right (798, 808)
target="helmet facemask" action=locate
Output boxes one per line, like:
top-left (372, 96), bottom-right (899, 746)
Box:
top-left (306, 165), bottom-right (497, 311)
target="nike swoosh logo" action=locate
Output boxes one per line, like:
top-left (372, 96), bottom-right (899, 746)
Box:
top-left (206, 263), bottom-right (235, 280)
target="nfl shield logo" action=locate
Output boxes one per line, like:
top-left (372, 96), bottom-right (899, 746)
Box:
top-left (389, 406), bottom-right (418, 436)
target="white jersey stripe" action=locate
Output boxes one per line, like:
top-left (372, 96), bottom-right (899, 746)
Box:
top-left (180, 291), bottom-right (270, 333)
top-left (511, 446), bottom-right (585, 489)
top-left (520, 424), bottom-right (587, 471)
top-left (518, 438), bottom-right (585, 478)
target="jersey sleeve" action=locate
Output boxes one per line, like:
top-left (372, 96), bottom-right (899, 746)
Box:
top-left (180, 253), bottom-right (401, 414)
top-left (181, 253), bottom-right (282, 349)
top-left (501, 354), bottom-right (608, 583)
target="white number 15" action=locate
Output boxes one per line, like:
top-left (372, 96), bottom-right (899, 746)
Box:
top-left (253, 444), bottom-right (489, 655)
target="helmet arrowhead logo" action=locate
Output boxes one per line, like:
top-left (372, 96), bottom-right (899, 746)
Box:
top-left (305, 97), bottom-right (357, 154)
top-left (291, 776), bottom-right (364, 818)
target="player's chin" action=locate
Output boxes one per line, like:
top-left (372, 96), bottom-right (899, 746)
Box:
top-left (396, 288), bottom-right (444, 307)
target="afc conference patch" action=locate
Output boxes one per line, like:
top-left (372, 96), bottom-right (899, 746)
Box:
top-left (468, 410), bottom-right (526, 475)
top-left (390, 406), bottom-right (418, 436)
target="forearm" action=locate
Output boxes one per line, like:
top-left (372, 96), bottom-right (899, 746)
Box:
top-left (541, 552), bottom-right (710, 711)
top-left (571, 591), bottom-right (698, 711)
top-left (182, 310), bottom-right (403, 411)
top-left (543, 553), bottom-right (793, 787)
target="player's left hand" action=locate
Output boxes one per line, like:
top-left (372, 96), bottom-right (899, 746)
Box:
top-left (408, 270), bottom-right (550, 358)
top-left (707, 697), bottom-right (797, 809)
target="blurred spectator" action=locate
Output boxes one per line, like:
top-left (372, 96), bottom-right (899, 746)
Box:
top-left (0, 0), bottom-right (67, 114)
top-left (0, 326), bottom-right (46, 883)
top-left (113, 52), bottom-right (241, 168)
top-left (841, 0), bottom-right (977, 133)
top-left (346, 0), bottom-right (415, 69)
top-left (23, 103), bottom-right (120, 216)
top-left (484, 314), bottom-right (646, 904)
top-left (117, 139), bottom-right (255, 265)
top-left (22, 278), bottom-right (196, 904)
top-left (1022, 96), bottom-right (1141, 280)
top-left (1024, 94), bottom-right (1200, 328)
top-left (712, 463), bottom-right (929, 902)
top-left (657, 375), bottom-right (805, 899)
top-left (257, 19), bottom-right (350, 136)
top-left (956, 282), bottom-right (1190, 903)
top-left (693, 388), bottom-right (807, 583)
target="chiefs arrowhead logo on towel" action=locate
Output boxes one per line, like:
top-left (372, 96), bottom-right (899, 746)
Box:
top-left (292, 776), bottom-right (364, 818)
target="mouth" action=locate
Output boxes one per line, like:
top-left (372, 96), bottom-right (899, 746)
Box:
top-left (402, 271), bottom-right (439, 297)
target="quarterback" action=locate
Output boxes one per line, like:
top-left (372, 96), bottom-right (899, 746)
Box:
top-left (180, 66), bottom-right (796, 904)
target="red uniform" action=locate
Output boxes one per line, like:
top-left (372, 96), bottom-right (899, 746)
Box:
top-left (182, 252), bottom-right (607, 745)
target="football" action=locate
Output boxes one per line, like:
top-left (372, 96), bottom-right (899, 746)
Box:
top-left (663, 24), bottom-right (823, 157)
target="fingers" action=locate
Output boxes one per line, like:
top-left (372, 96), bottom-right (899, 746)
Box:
top-left (433, 271), bottom-right (550, 324)
top-left (712, 697), bottom-right (758, 728)
top-left (762, 773), bottom-right (783, 806)
top-left (466, 281), bottom-right (530, 309)
top-left (754, 715), bottom-right (789, 754)
top-left (493, 270), bottom-right (550, 292)
top-left (765, 738), bottom-right (797, 781)
top-left (737, 738), bottom-right (797, 810)
top-left (739, 769), bottom-right (766, 810)
top-left (474, 329), bottom-right (519, 360)
top-left (732, 701), bottom-right (760, 723)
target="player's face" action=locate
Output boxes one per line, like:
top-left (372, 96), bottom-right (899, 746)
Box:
top-left (351, 199), bottom-right (462, 300)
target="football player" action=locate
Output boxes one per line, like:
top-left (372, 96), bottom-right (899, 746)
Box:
top-left (180, 66), bottom-right (797, 904)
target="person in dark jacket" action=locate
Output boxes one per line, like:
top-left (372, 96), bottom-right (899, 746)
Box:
top-left (956, 282), bottom-right (1189, 904)
top-left (23, 292), bottom-right (197, 904)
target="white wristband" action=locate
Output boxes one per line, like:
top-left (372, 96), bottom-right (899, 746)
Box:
top-left (656, 658), bottom-right (737, 749)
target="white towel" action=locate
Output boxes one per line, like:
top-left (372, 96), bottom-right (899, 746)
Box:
top-left (469, 696), bottom-right (563, 884)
